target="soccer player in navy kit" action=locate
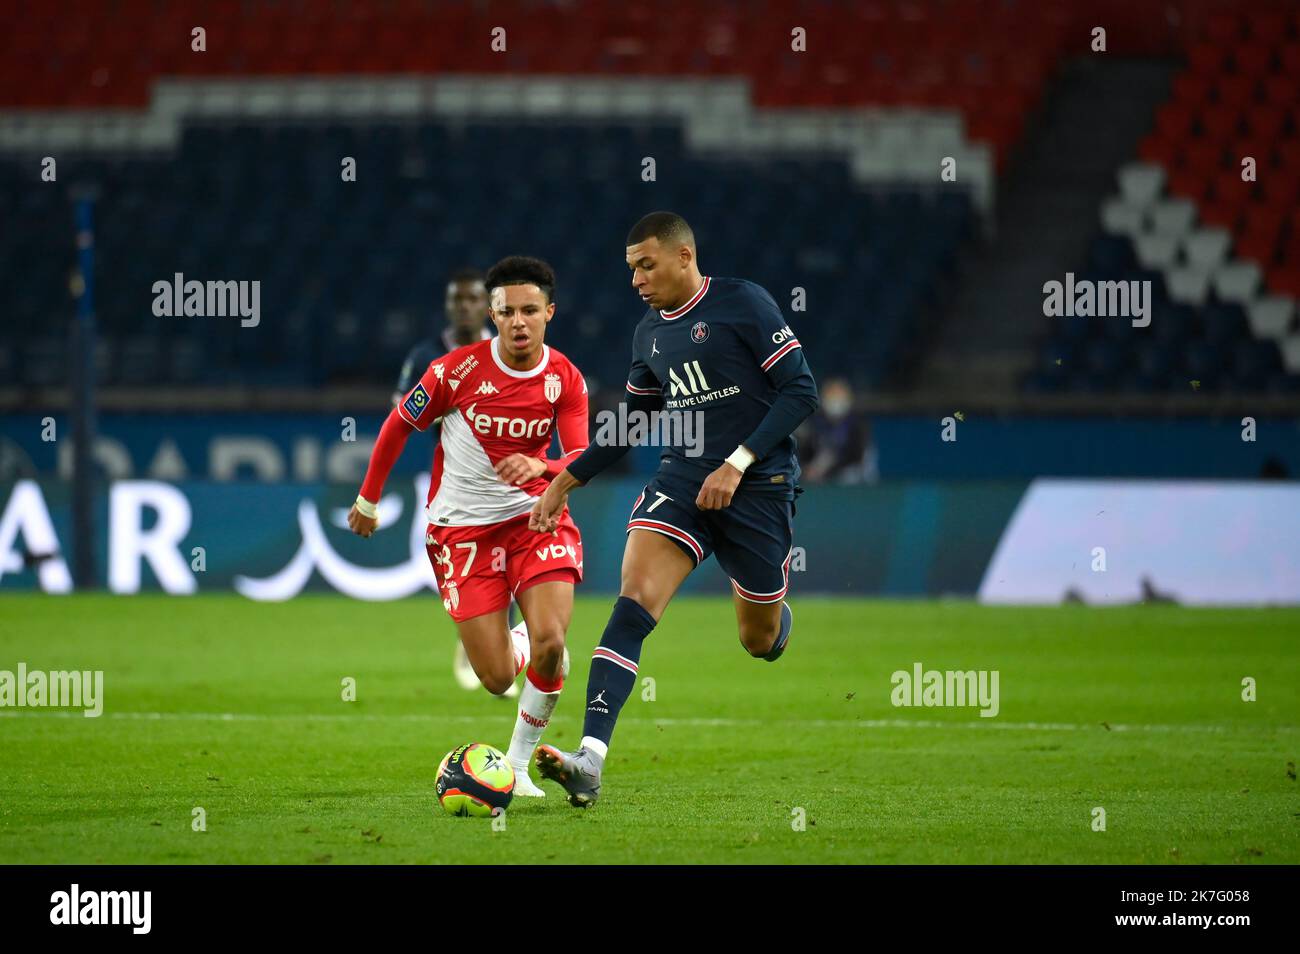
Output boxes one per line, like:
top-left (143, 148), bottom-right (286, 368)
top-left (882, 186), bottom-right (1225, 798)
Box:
top-left (391, 267), bottom-right (492, 407)
top-left (529, 211), bottom-right (819, 807)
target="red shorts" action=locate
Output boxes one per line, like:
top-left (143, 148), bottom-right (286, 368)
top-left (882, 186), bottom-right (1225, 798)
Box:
top-left (425, 509), bottom-right (583, 622)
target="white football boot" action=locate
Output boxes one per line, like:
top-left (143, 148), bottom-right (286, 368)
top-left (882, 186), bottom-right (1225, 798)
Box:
top-left (513, 769), bottom-right (547, 797)
top-left (452, 640), bottom-right (481, 691)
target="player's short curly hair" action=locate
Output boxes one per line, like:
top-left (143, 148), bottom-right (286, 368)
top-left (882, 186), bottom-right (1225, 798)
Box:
top-left (484, 256), bottom-right (556, 304)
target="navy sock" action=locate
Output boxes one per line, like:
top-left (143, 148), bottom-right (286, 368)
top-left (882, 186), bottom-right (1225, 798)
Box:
top-left (581, 596), bottom-right (657, 748)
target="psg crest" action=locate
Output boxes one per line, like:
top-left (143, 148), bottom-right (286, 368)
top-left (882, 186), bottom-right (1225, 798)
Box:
top-left (544, 372), bottom-right (562, 403)
top-left (691, 321), bottom-right (709, 343)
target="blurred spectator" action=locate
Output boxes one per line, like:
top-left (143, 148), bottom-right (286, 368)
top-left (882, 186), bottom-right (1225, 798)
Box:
top-left (1259, 456), bottom-right (1290, 480)
top-left (798, 378), bottom-right (877, 484)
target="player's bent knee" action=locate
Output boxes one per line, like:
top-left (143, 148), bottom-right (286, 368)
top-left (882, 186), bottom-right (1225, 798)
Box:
top-left (617, 584), bottom-right (665, 620)
top-left (480, 670), bottom-right (515, 696)
top-left (529, 625), bottom-right (566, 668)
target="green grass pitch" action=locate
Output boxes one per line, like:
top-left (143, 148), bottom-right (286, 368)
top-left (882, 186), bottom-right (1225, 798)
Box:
top-left (1, 594), bottom-right (1296, 864)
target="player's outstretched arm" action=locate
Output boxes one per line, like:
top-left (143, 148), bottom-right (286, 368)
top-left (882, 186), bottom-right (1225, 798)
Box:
top-left (349, 407), bottom-right (418, 537)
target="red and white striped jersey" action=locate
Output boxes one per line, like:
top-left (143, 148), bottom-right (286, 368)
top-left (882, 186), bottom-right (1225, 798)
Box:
top-left (396, 338), bottom-right (589, 527)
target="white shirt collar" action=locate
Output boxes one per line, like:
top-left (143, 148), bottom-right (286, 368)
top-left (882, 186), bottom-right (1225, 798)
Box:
top-left (491, 338), bottom-right (550, 378)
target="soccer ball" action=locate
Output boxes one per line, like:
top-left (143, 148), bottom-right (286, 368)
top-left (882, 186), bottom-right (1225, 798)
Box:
top-left (436, 742), bottom-right (515, 817)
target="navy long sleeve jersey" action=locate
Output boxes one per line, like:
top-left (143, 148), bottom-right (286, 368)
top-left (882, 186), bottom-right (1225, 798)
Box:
top-left (568, 276), bottom-right (819, 499)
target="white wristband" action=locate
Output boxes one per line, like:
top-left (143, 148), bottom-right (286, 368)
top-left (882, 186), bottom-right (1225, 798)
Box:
top-left (724, 445), bottom-right (756, 474)
top-left (354, 495), bottom-right (378, 519)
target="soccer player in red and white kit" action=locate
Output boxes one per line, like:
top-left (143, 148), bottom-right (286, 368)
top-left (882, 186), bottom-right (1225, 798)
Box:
top-left (347, 257), bottom-right (588, 797)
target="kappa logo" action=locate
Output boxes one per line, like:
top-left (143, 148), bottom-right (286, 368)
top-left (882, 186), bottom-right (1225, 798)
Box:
top-left (475, 380), bottom-right (499, 396)
top-left (432, 363), bottom-right (445, 381)
top-left (544, 372), bottom-right (562, 403)
top-left (691, 321), bottom-right (709, 343)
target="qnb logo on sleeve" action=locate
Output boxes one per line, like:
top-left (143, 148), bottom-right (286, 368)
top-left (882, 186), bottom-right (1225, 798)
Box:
top-left (403, 384), bottom-right (430, 420)
top-left (50, 884), bottom-right (151, 934)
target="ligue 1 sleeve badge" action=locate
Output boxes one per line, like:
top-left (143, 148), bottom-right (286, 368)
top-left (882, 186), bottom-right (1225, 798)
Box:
top-left (691, 321), bottom-right (709, 343)
top-left (544, 372), bottom-right (562, 403)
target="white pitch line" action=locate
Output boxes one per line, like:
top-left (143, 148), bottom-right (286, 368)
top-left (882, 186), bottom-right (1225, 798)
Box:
top-left (0, 710), bottom-right (1293, 733)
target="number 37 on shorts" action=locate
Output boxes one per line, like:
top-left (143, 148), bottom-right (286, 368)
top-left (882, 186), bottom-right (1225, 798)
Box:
top-left (424, 510), bottom-right (584, 621)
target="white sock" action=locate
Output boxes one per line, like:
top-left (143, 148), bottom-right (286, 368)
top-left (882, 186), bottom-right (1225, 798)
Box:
top-left (509, 620), bottom-right (530, 679)
top-left (507, 673), bottom-right (561, 773)
top-left (581, 736), bottom-right (609, 760)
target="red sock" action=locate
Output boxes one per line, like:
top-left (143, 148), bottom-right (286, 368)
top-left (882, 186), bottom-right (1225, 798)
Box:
top-left (526, 665), bottom-right (563, 693)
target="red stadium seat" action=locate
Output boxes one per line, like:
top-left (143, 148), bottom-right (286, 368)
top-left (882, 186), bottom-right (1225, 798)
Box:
top-left (1235, 229), bottom-right (1279, 267)
top-left (1243, 104), bottom-right (1288, 140)
top-left (1137, 132), bottom-right (1180, 167)
top-left (1267, 267), bottom-right (1300, 298)
top-left (1182, 138), bottom-right (1224, 176)
top-left (1246, 10), bottom-right (1289, 41)
top-left (1189, 40), bottom-right (1228, 74)
top-left (1232, 42), bottom-right (1276, 77)
top-left (1281, 43), bottom-right (1300, 75)
top-left (1199, 103), bottom-right (1242, 140)
top-left (1263, 75), bottom-right (1299, 108)
top-left (1155, 100), bottom-right (1196, 140)
top-left (1167, 165), bottom-right (1209, 201)
top-left (1215, 72), bottom-right (1257, 107)
top-left (1172, 72), bottom-right (1211, 104)
top-left (1204, 10), bottom-right (1244, 46)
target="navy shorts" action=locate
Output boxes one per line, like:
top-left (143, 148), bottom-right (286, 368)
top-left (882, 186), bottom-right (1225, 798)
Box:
top-left (626, 473), bottom-right (795, 604)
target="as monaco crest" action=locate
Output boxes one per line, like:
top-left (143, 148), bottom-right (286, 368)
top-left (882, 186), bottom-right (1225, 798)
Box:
top-left (544, 372), bottom-right (562, 403)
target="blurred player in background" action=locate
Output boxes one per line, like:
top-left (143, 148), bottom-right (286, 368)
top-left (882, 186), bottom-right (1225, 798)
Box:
top-left (391, 267), bottom-right (492, 406)
top-left (353, 257), bottom-right (589, 796)
top-left (390, 267), bottom-right (519, 695)
top-left (530, 212), bottom-right (819, 807)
